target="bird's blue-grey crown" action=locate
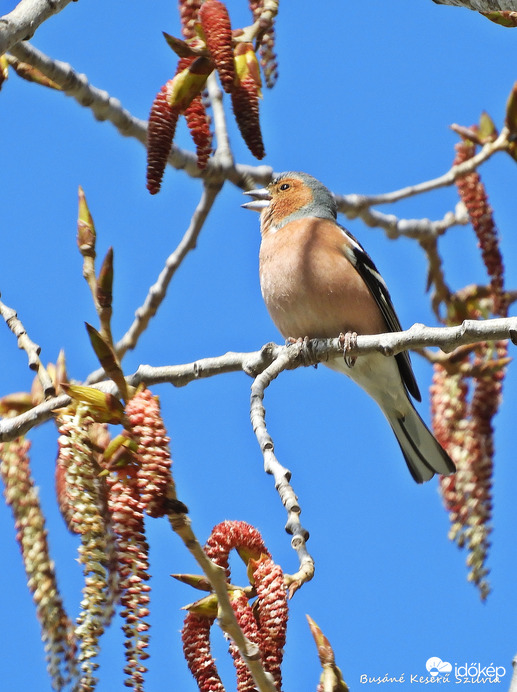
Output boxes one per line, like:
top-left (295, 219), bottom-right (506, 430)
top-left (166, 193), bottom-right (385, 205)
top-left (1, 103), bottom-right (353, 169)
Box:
top-left (280, 171), bottom-right (337, 216)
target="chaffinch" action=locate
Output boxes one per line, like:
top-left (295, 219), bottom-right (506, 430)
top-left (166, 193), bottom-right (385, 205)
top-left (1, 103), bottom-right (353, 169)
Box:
top-left (243, 171), bottom-right (456, 483)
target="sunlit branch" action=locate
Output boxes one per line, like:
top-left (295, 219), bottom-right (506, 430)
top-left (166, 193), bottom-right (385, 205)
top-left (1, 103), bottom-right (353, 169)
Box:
top-left (335, 128), bottom-right (509, 208)
top-left (0, 0), bottom-right (75, 55)
top-left (132, 316), bottom-right (517, 386)
top-left (432, 0), bottom-right (517, 10)
top-left (0, 297), bottom-right (55, 397)
top-left (237, 0), bottom-right (279, 43)
top-left (249, 341), bottom-right (315, 594)
top-left (2, 317), bottom-right (517, 442)
top-left (9, 42), bottom-right (507, 217)
top-left (419, 235), bottom-right (453, 318)
top-left (206, 72), bottom-right (234, 170)
top-left (0, 394), bottom-right (70, 442)
top-left (338, 200), bottom-right (469, 240)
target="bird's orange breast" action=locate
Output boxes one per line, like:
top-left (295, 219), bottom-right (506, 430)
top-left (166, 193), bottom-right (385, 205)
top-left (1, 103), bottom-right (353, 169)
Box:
top-left (259, 217), bottom-right (387, 339)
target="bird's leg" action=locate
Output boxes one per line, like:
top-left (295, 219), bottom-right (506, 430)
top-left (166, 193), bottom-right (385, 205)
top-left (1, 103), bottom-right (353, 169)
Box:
top-left (339, 331), bottom-right (358, 368)
top-left (285, 336), bottom-right (317, 368)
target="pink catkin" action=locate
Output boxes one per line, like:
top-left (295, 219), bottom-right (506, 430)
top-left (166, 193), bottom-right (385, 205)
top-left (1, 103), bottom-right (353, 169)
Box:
top-left (179, 0), bottom-right (202, 40)
top-left (432, 338), bottom-right (507, 599)
top-left (1, 434), bottom-right (75, 689)
top-left (107, 469), bottom-right (151, 689)
top-left (125, 388), bottom-right (174, 518)
top-left (248, 0), bottom-right (278, 87)
top-left (228, 591), bottom-right (262, 692)
top-left (431, 364), bottom-right (469, 527)
top-left (55, 450), bottom-right (77, 533)
top-left (252, 558), bottom-right (287, 690)
top-left (183, 521), bottom-right (288, 691)
top-left (181, 613), bottom-right (224, 692)
top-left (454, 138), bottom-right (506, 316)
top-left (204, 520), bottom-right (270, 578)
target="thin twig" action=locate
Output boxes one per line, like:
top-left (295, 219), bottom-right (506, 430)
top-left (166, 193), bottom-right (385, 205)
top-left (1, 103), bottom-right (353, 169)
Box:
top-left (114, 181), bottom-right (223, 361)
top-left (237, 0), bottom-right (279, 43)
top-left (432, 0), bottom-right (517, 10)
top-left (0, 0), bottom-right (75, 55)
top-left (131, 343), bottom-right (283, 386)
top-left (338, 201), bottom-right (469, 240)
top-left (168, 512), bottom-right (277, 692)
top-left (250, 341), bottom-right (315, 592)
top-left (0, 296), bottom-right (55, 397)
top-left (0, 394), bottom-right (70, 441)
top-left (206, 73), bottom-right (234, 170)
top-left (419, 234), bottom-right (453, 318)
top-left (336, 128), bottom-right (509, 209)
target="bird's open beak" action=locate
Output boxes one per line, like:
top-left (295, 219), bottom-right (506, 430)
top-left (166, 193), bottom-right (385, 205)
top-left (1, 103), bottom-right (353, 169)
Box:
top-left (241, 187), bottom-right (271, 212)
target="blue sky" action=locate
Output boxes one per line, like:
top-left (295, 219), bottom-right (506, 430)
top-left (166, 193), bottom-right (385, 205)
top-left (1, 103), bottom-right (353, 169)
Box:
top-left (1, 1), bottom-right (517, 690)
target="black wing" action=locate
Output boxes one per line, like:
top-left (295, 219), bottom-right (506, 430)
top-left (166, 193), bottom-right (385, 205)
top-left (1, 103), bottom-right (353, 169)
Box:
top-left (341, 227), bottom-right (421, 401)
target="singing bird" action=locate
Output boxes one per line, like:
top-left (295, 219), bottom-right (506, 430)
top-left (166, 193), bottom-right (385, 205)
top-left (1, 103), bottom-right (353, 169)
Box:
top-left (242, 171), bottom-right (455, 483)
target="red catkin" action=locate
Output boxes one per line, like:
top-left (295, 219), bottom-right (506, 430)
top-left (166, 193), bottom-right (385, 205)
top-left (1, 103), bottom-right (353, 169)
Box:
top-left (185, 94), bottom-right (212, 169)
top-left (199, 0), bottom-right (236, 93)
top-left (146, 82), bottom-right (179, 194)
top-left (230, 73), bottom-right (265, 159)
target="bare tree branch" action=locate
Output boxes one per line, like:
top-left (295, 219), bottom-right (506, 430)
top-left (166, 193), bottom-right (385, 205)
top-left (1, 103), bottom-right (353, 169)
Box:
top-left (238, 0), bottom-right (279, 43)
top-left (3, 317), bottom-right (516, 441)
top-left (206, 72), bottom-right (234, 171)
top-left (432, 0), bottom-right (517, 9)
top-left (250, 341), bottom-right (315, 594)
top-left (0, 345), bottom-right (283, 441)
top-left (338, 199), bottom-right (469, 240)
top-left (8, 41), bottom-right (150, 137)
top-left (336, 128), bottom-right (509, 209)
top-left (0, 0), bottom-right (75, 55)
top-left (0, 296), bottom-right (55, 397)
top-left (0, 393), bottom-right (70, 441)
top-left (132, 317), bottom-right (517, 391)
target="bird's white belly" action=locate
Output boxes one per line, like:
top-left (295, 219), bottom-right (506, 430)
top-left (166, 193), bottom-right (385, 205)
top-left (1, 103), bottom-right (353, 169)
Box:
top-left (326, 352), bottom-right (410, 418)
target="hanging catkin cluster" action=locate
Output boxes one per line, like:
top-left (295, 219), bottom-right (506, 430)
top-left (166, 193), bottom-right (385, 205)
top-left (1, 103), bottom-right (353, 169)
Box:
top-left (181, 520), bottom-right (288, 691)
top-left (146, 0), bottom-right (279, 193)
top-left (430, 124), bottom-right (509, 600)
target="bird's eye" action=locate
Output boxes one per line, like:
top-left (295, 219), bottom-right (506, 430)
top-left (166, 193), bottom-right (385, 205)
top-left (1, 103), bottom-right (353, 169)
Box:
top-left (279, 183), bottom-right (290, 191)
